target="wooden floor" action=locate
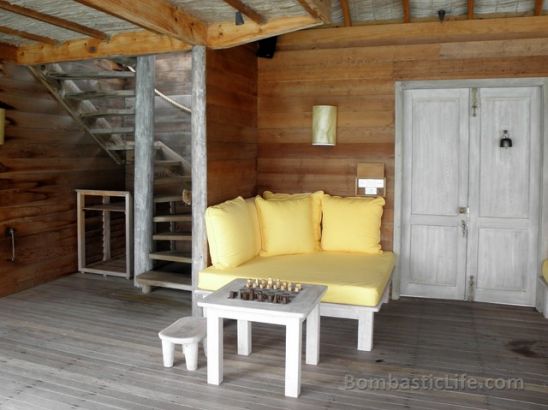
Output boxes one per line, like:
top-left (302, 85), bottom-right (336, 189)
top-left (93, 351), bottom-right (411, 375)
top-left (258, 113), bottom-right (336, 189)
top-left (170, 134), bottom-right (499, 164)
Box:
top-left (0, 274), bottom-right (546, 410)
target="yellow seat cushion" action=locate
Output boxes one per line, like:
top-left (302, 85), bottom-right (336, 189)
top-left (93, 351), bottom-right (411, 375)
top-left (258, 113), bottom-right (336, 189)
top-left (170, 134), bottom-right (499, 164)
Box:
top-left (321, 195), bottom-right (384, 254)
top-left (255, 196), bottom-right (316, 257)
top-left (543, 260), bottom-right (548, 283)
top-left (263, 191), bottom-right (324, 247)
top-left (198, 251), bottom-right (395, 307)
top-left (205, 196), bottom-right (257, 269)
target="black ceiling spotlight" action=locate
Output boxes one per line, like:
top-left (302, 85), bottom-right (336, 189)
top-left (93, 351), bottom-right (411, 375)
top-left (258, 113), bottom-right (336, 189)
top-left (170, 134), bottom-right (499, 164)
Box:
top-left (235, 11), bottom-right (245, 26)
top-left (438, 9), bottom-right (446, 22)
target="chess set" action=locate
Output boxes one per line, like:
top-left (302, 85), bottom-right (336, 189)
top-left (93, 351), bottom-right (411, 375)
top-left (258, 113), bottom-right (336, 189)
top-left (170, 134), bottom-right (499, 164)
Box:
top-left (228, 278), bottom-right (303, 304)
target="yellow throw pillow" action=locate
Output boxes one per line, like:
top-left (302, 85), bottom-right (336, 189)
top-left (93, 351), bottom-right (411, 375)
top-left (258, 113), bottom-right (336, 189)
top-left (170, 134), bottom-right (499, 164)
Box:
top-left (262, 190), bottom-right (324, 247)
top-left (245, 196), bottom-right (262, 255)
top-left (255, 196), bottom-right (316, 256)
top-left (321, 195), bottom-right (384, 254)
top-left (205, 196), bottom-right (257, 269)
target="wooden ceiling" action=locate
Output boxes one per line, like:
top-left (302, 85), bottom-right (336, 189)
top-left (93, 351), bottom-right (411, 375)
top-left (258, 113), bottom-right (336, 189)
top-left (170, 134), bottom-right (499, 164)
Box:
top-left (0, 0), bottom-right (546, 65)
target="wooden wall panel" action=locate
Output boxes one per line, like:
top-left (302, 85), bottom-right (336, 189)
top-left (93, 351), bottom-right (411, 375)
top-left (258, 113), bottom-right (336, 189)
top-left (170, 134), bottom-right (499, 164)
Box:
top-left (258, 34), bottom-right (548, 251)
top-left (0, 61), bottom-right (124, 297)
top-left (206, 45), bottom-right (257, 205)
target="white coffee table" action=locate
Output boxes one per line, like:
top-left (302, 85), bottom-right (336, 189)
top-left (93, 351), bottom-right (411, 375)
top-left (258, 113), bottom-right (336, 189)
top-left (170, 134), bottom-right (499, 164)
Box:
top-left (197, 278), bottom-right (327, 398)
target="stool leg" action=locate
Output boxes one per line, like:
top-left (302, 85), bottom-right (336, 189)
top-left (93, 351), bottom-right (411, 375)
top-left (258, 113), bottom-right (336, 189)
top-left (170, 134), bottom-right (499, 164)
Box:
top-left (183, 343), bottom-right (199, 371)
top-left (161, 340), bottom-right (175, 367)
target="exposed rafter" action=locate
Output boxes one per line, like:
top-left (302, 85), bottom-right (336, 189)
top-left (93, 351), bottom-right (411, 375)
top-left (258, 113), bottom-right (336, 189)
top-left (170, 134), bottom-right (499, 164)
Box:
top-left (222, 0), bottom-right (265, 25)
top-left (0, 0), bottom-right (108, 40)
top-left (16, 31), bottom-right (192, 65)
top-left (340, 0), bottom-right (352, 26)
top-left (295, 0), bottom-right (331, 23)
top-left (467, 0), bottom-right (475, 19)
top-left (535, 0), bottom-right (544, 15)
top-left (74, 0), bottom-right (206, 44)
top-left (402, 0), bottom-right (410, 23)
top-left (0, 25), bottom-right (57, 45)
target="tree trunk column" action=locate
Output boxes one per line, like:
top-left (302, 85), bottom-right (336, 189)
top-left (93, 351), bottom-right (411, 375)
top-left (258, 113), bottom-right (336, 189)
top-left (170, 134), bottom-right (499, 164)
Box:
top-left (133, 55), bottom-right (156, 284)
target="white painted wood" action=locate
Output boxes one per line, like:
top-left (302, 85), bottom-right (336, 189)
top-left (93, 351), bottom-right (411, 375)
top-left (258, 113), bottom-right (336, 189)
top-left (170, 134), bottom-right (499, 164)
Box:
top-left (133, 55), bottom-right (156, 283)
top-left (158, 316), bottom-right (206, 370)
top-left (400, 88), bottom-right (469, 300)
top-left (198, 279), bottom-right (326, 397)
top-left (393, 82), bottom-right (404, 300)
top-left (206, 313), bottom-right (223, 385)
top-left (191, 46), bottom-right (208, 315)
top-left (305, 304), bottom-right (320, 365)
top-left (76, 191), bottom-right (85, 272)
top-left (535, 277), bottom-right (548, 318)
top-left (237, 320), bottom-right (251, 356)
top-left (161, 340), bottom-right (175, 367)
top-left (357, 311), bottom-right (374, 351)
top-left (285, 318), bottom-right (302, 398)
top-left (182, 343), bottom-right (199, 371)
top-left (468, 87), bottom-right (541, 306)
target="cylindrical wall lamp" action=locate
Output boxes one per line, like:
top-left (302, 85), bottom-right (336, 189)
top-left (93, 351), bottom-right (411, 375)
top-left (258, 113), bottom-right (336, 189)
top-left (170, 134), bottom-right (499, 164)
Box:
top-left (0, 108), bottom-right (5, 145)
top-left (312, 105), bottom-right (337, 146)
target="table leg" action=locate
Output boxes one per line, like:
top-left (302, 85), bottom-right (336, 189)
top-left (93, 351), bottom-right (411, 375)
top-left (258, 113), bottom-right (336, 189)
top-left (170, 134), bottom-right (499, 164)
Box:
top-left (285, 318), bottom-right (302, 398)
top-left (237, 320), bottom-right (252, 356)
top-left (306, 304), bottom-right (320, 365)
top-left (207, 313), bottom-right (223, 385)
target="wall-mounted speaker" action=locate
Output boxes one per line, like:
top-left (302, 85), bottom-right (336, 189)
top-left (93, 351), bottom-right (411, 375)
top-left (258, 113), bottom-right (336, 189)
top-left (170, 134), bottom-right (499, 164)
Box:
top-left (257, 37), bottom-right (277, 59)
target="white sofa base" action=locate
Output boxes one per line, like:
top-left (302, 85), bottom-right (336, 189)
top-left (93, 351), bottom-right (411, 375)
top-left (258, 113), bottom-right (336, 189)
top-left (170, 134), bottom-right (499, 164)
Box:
top-left (536, 276), bottom-right (548, 319)
top-left (194, 280), bottom-right (390, 352)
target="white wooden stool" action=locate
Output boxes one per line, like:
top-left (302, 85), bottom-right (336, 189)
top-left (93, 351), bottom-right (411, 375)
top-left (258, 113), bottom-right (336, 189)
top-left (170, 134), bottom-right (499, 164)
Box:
top-left (158, 317), bottom-right (206, 371)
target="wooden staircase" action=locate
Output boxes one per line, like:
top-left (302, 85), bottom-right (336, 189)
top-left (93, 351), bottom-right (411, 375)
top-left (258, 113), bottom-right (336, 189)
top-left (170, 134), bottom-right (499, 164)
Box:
top-left (28, 59), bottom-right (194, 293)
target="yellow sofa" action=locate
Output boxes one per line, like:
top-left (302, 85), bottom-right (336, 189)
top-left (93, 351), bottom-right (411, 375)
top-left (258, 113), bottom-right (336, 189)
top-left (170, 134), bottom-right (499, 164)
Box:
top-left (196, 194), bottom-right (396, 351)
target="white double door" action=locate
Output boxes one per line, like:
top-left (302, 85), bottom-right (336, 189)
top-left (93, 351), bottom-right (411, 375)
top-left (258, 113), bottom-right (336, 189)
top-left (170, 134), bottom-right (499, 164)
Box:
top-left (401, 86), bottom-right (541, 306)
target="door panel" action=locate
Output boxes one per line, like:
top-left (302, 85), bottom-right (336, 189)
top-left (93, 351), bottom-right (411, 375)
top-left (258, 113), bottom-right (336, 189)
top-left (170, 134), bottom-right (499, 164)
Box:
top-left (401, 88), bottom-right (469, 299)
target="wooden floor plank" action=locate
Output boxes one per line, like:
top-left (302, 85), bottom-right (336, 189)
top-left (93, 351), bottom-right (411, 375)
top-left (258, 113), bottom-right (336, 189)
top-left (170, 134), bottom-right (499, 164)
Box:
top-left (0, 273), bottom-right (546, 410)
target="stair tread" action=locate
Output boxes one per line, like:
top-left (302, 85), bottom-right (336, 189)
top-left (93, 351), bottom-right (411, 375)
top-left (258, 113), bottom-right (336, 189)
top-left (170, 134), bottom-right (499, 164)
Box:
top-left (81, 109), bottom-right (135, 118)
top-left (149, 251), bottom-right (192, 263)
top-left (155, 176), bottom-right (191, 182)
top-left (46, 71), bottom-right (135, 80)
top-left (65, 90), bottom-right (135, 100)
top-left (91, 127), bottom-right (134, 135)
top-left (136, 270), bottom-right (192, 291)
top-left (153, 232), bottom-right (192, 241)
top-left (155, 160), bottom-right (182, 167)
top-left (153, 213), bottom-right (192, 222)
top-left (154, 195), bottom-right (184, 203)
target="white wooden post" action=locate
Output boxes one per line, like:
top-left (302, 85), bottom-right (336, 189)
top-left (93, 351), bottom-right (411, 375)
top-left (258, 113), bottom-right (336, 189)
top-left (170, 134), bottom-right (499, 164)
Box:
top-left (133, 55), bottom-right (156, 287)
top-left (191, 46), bottom-right (208, 313)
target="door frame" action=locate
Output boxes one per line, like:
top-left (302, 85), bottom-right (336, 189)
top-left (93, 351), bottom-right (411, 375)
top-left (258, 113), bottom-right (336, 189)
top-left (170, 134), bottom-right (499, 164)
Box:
top-left (393, 78), bottom-right (548, 306)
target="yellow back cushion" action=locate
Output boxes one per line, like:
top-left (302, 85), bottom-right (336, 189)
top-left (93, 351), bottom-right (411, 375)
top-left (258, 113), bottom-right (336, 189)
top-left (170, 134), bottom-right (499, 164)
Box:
top-left (205, 196), bottom-right (257, 269)
top-left (255, 196), bottom-right (316, 256)
top-left (262, 191), bottom-right (324, 246)
top-left (245, 196), bottom-right (262, 255)
top-left (321, 195), bottom-right (385, 254)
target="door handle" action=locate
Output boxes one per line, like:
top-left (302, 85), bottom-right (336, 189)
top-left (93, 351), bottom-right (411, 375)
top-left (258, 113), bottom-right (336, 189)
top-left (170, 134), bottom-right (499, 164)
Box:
top-left (461, 220), bottom-right (468, 238)
top-left (458, 207), bottom-right (469, 215)
top-left (5, 227), bottom-right (15, 263)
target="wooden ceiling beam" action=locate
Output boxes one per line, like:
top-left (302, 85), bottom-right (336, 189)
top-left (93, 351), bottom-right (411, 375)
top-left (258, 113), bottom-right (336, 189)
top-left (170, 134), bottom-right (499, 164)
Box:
top-left (467, 0), bottom-right (475, 19)
top-left (534, 0), bottom-right (544, 15)
top-left (0, 41), bottom-right (17, 61)
top-left (402, 0), bottom-right (410, 23)
top-left (0, 0), bottom-right (108, 40)
top-left (0, 25), bottom-right (58, 45)
top-left (295, 0), bottom-right (332, 23)
top-left (74, 0), bottom-right (207, 44)
top-left (16, 30), bottom-right (192, 65)
top-left (208, 15), bottom-right (322, 49)
top-left (222, 0), bottom-right (266, 25)
top-left (340, 0), bottom-right (352, 26)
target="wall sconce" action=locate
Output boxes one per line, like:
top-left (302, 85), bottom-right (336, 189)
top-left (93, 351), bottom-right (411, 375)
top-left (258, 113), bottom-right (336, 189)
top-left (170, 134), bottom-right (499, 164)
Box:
top-left (0, 108), bottom-right (5, 145)
top-left (499, 129), bottom-right (512, 148)
top-left (312, 105), bottom-right (337, 146)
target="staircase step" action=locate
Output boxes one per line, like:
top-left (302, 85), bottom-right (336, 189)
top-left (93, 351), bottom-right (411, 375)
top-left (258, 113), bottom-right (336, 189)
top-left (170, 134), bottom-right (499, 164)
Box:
top-left (81, 109), bottom-right (135, 119)
top-left (154, 195), bottom-right (184, 203)
top-left (136, 270), bottom-right (192, 291)
top-left (153, 232), bottom-right (192, 241)
top-left (155, 176), bottom-right (191, 184)
top-left (91, 127), bottom-right (134, 135)
top-left (65, 90), bottom-right (135, 101)
top-left (155, 160), bottom-right (182, 168)
top-left (46, 71), bottom-right (135, 80)
top-left (149, 251), bottom-right (192, 263)
top-left (153, 213), bottom-right (192, 223)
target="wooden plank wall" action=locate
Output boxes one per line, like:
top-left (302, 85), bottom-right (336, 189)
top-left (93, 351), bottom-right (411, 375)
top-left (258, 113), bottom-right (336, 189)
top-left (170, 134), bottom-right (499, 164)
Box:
top-left (206, 45), bottom-right (258, 205)
top-left (0, 61), bottom-right (124, 297)
top-left (257, 32), bottom-right (548, 251)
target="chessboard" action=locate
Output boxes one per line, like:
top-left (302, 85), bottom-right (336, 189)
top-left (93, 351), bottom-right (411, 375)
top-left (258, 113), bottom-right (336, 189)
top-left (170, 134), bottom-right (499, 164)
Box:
top-left (227, 278), bottom-right (303, 304)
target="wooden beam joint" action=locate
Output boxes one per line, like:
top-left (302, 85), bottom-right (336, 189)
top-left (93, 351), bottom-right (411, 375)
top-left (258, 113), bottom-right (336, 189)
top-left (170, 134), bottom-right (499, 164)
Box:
top-left (222, 0), bottom-right (266, 25)
top-left (296, 0), bottom-right (331, 23)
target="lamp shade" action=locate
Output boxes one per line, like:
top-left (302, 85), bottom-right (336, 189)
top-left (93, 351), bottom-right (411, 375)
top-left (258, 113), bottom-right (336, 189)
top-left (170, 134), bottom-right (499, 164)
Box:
top-left (312, 105), bottom-right (337, 146)
top-left (0, 108), bottom-right (5, 145)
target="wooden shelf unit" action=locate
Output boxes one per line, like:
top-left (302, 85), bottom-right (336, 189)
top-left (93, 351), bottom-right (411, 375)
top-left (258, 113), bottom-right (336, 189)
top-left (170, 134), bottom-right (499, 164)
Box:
top-left (76, 189), bottom-right (133, 279)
